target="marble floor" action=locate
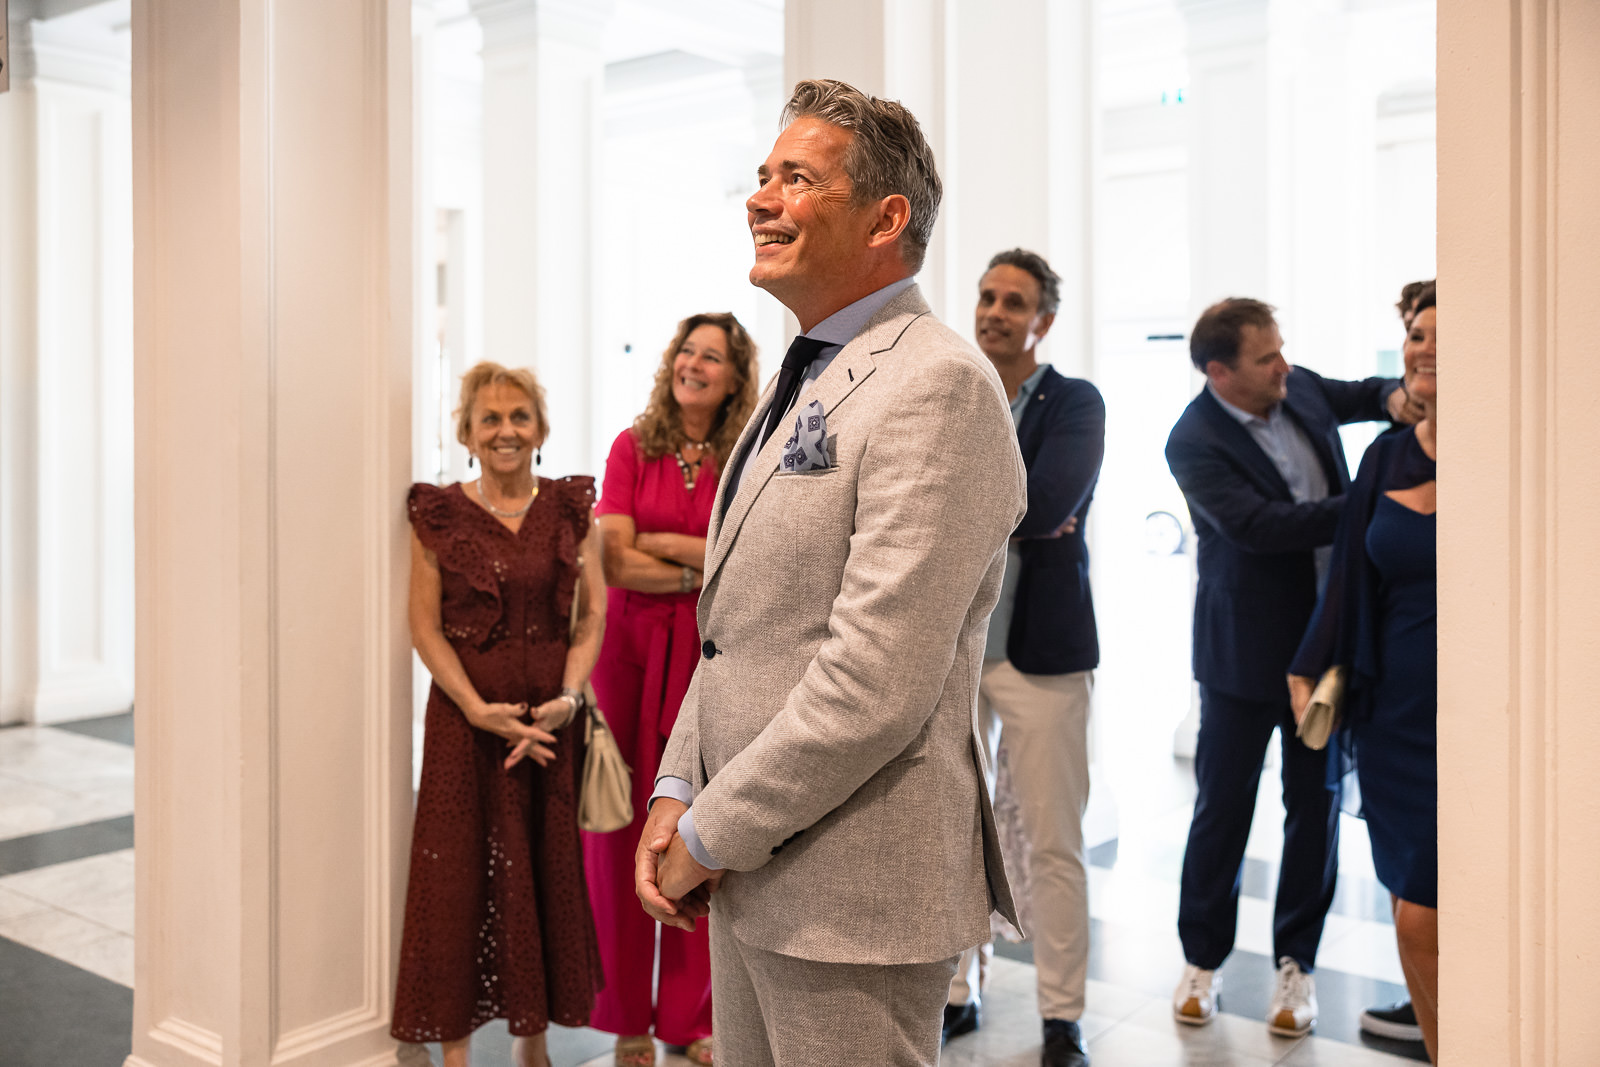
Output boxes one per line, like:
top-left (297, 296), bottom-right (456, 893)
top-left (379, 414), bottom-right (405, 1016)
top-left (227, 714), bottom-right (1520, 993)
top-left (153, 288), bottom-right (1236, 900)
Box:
top-left (1, 711), bottom-right (1426, 1067)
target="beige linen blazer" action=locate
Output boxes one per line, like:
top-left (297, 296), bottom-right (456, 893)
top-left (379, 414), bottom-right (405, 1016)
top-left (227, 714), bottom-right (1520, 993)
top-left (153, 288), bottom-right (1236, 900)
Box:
top-left (659, 284), bottom-right (1027, 966)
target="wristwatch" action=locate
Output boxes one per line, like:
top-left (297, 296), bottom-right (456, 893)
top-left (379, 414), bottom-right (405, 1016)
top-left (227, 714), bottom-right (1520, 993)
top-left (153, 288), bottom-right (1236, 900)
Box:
top-left (560, 686), bottom-right (586, 725)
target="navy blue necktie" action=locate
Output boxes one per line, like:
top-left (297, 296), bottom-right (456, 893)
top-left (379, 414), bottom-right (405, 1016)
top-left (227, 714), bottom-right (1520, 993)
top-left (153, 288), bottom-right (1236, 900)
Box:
top-left (759, 335), bottom-right (831, 451)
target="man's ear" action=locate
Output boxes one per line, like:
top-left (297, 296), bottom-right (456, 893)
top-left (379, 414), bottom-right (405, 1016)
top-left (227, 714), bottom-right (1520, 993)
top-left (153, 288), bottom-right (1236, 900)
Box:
top-left (864, 193), bottom-right (911, 250)
top-left (1202, 359), bottom-right (1228, 387)
top-left (1033, 312), bottom-right (1058, 343)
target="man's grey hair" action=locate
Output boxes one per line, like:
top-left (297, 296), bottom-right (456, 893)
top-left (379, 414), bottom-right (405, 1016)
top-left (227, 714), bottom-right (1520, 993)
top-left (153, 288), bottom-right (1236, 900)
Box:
top-left (781, 79), bottom-right (942, 273)
top-left (985, 249), bottom-right (1062, 317)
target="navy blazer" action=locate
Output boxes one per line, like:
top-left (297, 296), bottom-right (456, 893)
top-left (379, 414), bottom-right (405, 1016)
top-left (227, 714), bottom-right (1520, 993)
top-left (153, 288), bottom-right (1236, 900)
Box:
top-left (1006, 368), bottom-right (1105, 675)
top-left (1164, 367), bottom-right (1396, 703)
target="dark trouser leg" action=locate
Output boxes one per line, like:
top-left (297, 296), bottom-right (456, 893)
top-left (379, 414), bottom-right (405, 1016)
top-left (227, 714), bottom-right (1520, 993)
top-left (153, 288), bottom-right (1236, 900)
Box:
top-left (1273, 701), bottom-right (1340, 970)
top-left (1178, 686), bottom-right (1280, 969)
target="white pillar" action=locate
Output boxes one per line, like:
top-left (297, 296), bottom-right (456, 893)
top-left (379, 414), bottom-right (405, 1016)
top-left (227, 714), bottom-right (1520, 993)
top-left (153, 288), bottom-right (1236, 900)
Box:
top-left (0, 12), bottom-right (134, 726)
top-left (1439, 1), bottom-right (1600, 1062)
top-left (784, 0), bottom-right (953, 317)
top-left (128, 2), bottom-right (412, 1064)
top-left (1179, 0), bottom-right (1274, 310)
top-left (1169, 0), bottom-right (1274, 758)
top-left (472, 0), bottom-right (612, 478)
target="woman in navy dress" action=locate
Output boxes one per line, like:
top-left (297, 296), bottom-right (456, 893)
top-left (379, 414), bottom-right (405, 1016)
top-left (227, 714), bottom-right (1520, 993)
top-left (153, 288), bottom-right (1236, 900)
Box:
top-left (1290, 284), bottom-right (1438, 1060)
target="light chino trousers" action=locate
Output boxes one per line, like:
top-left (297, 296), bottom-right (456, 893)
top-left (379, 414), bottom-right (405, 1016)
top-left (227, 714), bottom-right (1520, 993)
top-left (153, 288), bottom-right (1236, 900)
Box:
top-left (949, 660), bottom-right (1093, 1022)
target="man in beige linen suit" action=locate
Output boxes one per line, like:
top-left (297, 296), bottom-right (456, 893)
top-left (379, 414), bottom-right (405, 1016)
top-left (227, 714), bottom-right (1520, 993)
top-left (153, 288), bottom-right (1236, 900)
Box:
top-left (631, 79), bottom-right (1027, 1066)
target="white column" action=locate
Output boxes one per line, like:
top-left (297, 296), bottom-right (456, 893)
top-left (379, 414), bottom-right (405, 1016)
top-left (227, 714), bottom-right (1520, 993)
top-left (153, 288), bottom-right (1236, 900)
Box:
top-left (1169, 0), bottom-right (1274, 757)
top-left (1439, 1), bottom-right (1600, 1061)
top-left (1178, 0), bottom-right (1274, 310)
top-left (128, 2), bottom-right (412, 1064)
top-left (784, 0), bottom-right (953, 316)
top-left (472, 0), bottom-right (612, 478)
top-left (0, 12), bottom-right (134, 726)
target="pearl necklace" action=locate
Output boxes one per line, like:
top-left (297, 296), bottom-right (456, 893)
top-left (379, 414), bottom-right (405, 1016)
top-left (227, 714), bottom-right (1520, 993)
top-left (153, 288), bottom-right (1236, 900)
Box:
top-left (477, 477), bottom-right (538, 518)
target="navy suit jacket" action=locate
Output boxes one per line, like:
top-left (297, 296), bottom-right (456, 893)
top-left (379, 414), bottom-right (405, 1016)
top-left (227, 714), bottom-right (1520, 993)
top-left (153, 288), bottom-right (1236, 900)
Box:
top-left (1164, 367), bottom-right (1396, 703)
top-left (1006, 367), bottom-right (1105, 675)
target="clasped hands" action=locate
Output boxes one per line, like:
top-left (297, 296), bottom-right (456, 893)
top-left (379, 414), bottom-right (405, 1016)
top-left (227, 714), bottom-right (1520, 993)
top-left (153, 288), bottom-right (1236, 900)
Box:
top-left (634, 798), bottom-right (724, 932)
top-left (465, 698), bottom-right (572, 770)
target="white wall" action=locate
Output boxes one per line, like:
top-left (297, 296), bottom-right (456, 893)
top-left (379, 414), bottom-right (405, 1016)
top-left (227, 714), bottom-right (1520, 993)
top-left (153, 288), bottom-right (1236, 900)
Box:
top-left (0, 4), bottom-right (134, 726)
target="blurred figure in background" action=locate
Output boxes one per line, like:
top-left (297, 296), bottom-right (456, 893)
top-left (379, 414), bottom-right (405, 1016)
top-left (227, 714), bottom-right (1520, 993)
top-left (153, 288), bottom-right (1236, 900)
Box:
top-left (584, 313), bottom-right (759, 1067)
top-left (1292, 284), bottom-right (1439, 1060)
top-left (395, 362), bottom-right (605, 1067)
top-left (1352, 277), bottom-right (1435, 1048)
top-left (943, 249), bottom-right (1104, 1067)
top-left (1164, 299), bottom-right (1414, 1040)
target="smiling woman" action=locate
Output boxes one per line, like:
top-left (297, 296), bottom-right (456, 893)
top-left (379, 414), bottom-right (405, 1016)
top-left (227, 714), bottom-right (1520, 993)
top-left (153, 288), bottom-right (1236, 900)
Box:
top-left (394, 360), bottom-right (607, 1067)
top-left (582, 313), bottom-right (758, 1067)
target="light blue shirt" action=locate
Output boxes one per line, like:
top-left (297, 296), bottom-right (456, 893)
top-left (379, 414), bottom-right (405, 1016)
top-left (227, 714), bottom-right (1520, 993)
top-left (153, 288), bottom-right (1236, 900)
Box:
top-left (656, 275), bottom-right (917, 872)
top-left (984, 363), bottom-right (1051, 662)
top-left (1207, 384), bottom-right (1333, 582)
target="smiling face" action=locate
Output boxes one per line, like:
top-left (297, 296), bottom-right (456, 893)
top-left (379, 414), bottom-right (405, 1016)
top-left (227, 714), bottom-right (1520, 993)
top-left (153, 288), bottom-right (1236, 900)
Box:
top-left (468, 381), bottom-right (542, 477)
top-left (747, 117), bottom-right (879, 314)
top-left (1403, 305), bottom-right (1436, 407)
top-left (1208, 321), bottom-right (1290, 417)
top-left (671, 323), bottom-right (737, 420)
top-left (975, 264), bottom-right (1055, 366)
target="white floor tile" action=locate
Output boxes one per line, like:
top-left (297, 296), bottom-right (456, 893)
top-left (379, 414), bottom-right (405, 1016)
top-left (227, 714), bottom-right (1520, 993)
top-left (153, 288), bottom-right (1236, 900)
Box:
top-left (1088, 1015), bottom-right (1281, 1066)
top-left (0, 901), bottom-right (118, 953)
top-left (0, 776), bottom-right (132, 841)
top-left (0, 884), bottom-right (50, 922)
top-left (1123, 996), bottom-right (1305, 1064)
top-left (0, 849), bottom-right (135, 912)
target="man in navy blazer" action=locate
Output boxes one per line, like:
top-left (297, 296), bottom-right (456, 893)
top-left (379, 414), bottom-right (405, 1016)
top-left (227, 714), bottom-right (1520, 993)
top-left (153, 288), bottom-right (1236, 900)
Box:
top-left (1164, 297), bottom-right (1413, 1038)
top-left (943, 250), bottom-right (1104, 1067)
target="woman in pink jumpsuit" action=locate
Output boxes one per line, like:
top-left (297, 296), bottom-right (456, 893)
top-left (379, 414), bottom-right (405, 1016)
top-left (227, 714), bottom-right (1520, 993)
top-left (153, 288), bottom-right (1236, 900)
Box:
top-left (584, 313), bottom-right (759, 1067)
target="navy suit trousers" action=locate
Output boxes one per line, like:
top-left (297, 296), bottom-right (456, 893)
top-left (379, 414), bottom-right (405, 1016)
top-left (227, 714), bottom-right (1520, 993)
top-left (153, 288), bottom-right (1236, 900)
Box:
top-left (1177, 686), bottom-right (1340, 972)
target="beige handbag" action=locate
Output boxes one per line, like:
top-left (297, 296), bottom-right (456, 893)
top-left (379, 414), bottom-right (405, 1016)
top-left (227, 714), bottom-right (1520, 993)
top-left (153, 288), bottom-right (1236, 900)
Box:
top-left (1295, 666), bottom-right (1347, 751)
top-left (569, 561), bottom-right (634, 833)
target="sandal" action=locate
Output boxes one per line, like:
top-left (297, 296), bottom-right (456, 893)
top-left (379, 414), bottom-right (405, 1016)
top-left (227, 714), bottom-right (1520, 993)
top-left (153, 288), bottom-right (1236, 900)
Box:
top-left (685, 1037), bottom-right (713, 1065)
top-left (615, 1035), bottom-right (656, 1067)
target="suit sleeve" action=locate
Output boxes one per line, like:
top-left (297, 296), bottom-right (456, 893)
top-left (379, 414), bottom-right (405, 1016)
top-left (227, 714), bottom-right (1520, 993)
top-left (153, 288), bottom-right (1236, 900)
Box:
top-left (1304, 367), bottom-right (1400, 426)
top-left (1012, 382), bottom-right (1106, 539)
top-left (686, 355), bottom-right (1027, 872)
top-left (1165, 427), bottom-right (1343, 554)
top-left (657, 668), bottom-right (701, 785)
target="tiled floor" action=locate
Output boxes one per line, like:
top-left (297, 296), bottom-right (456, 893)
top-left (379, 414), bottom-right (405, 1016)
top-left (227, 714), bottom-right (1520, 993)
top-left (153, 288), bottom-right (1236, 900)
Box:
top-left (1, 711), bottom-right (1426, 1066)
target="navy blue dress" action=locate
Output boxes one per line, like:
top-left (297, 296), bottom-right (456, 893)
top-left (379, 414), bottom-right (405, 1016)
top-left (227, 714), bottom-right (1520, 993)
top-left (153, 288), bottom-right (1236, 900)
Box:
top-left (1291, 427), bottom-right (1437, 908)
top-left (1358, 495), bottom-right (1437, 907)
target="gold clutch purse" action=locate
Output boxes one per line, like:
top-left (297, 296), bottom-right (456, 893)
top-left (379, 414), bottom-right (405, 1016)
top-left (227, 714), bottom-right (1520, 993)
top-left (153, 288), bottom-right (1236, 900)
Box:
top-left (1295, 666), bottom-right (1347, 751)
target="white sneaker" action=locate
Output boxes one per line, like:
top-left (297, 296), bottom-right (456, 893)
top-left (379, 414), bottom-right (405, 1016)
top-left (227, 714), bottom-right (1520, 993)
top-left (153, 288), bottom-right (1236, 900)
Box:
top-left (1267, 957), bottom-right (1318, 1036)
top-left (1172, 963), bottom-right (1221, 1025)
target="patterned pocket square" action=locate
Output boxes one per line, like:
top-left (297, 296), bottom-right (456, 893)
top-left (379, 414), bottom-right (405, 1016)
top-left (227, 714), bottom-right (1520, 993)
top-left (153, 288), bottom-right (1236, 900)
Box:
top-left (780, 400), bottom-right (830, 472)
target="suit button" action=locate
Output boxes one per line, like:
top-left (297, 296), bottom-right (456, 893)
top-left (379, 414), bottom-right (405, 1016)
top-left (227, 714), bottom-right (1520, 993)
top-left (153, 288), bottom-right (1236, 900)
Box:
top-left (702, 640), bottom-right (718, 660)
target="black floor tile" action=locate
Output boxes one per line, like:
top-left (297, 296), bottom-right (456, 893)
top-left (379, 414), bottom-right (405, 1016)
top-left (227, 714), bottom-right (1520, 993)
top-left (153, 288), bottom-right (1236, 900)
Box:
top-left (0, 816), bottom-right (135, 877)
top-left (0, 935), bottom-right (132, 1067)
top-left (50, 711), bottom-right (134, 747)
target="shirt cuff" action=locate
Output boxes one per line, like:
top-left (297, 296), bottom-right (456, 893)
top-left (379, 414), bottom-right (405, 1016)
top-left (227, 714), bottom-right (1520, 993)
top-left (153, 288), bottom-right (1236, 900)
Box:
top-left (677, 808), bottom-right (725, 871)
top-left (649, 776), bottom-right (693, 808)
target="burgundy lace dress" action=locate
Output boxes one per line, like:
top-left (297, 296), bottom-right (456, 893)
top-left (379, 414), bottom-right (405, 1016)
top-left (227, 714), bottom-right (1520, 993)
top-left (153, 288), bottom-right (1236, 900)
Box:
top-left (392, 477), bottom-right (603, 1043)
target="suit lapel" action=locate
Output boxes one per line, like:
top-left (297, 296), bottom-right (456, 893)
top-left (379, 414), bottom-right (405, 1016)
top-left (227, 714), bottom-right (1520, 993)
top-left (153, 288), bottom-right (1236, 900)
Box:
top-left (1195, 389), bottom-right (1293, 499)
top-left (701, 288), bottom-right (928, 589)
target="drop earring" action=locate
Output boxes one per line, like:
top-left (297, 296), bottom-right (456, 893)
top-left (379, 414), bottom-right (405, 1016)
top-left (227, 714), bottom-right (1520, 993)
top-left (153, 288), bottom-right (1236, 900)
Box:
top-left (468, 452), bottom-right (475, 469)
top-left (535, 449), bottom-right (542, 466)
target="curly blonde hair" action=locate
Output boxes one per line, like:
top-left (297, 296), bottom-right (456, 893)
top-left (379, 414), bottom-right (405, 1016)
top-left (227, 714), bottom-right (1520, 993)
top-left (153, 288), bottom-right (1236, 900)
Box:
top-left (453, 361), bottom-right (549, 448)
top-left (633, 313), bottom-right (760, 463)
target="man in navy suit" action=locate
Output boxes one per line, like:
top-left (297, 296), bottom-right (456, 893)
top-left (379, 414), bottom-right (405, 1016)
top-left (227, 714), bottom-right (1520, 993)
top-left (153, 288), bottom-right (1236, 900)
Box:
top-left (942, 250), bottom-right (1104, 1067)
top-left (1164, 297), bottom-right (1413, 1038)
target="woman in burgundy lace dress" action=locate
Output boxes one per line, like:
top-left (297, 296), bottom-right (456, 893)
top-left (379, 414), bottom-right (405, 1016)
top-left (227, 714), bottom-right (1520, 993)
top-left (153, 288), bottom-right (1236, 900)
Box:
top-left (393, 362), bottom-right (606, 1067)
